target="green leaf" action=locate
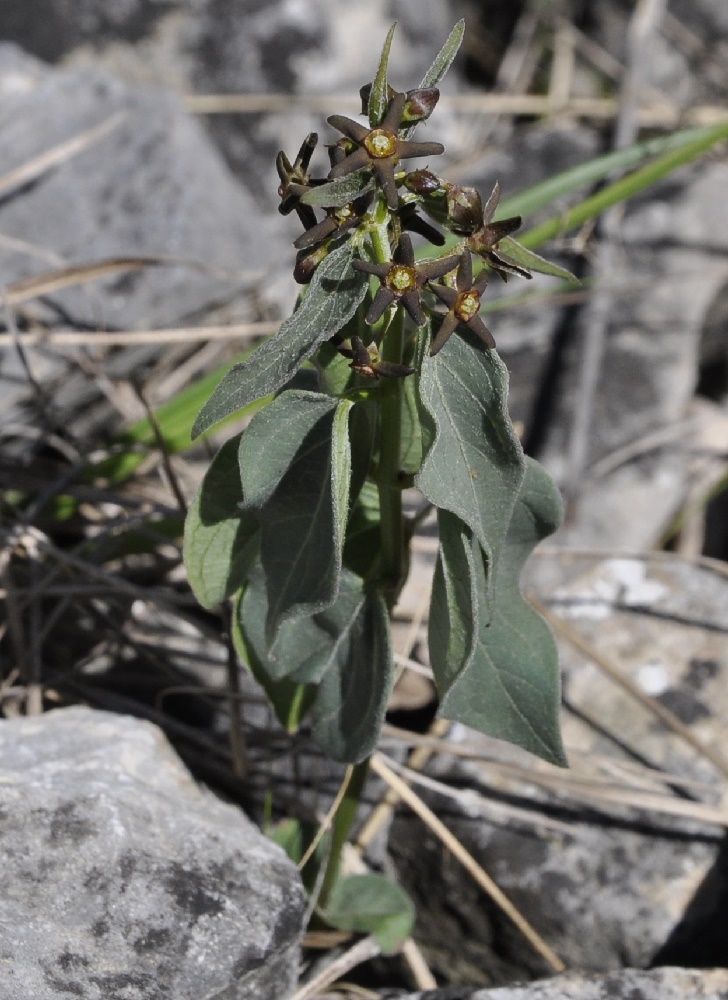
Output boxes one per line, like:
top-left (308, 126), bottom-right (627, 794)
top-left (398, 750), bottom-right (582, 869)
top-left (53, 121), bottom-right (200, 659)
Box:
top-left (240, 566), bottom-right (394, 762)
top-left (322, 874), bottom-right (415, 954)
top-left (231, 588), bottom-right (315, 733)
top-left (183, 434), bottom-right (258, 608)
top-left (369, 23), bottom-right (397, 127)
top-left (343, 478), bottom-right (381, 581)
top-left (191, 242), bottom-right (368, 437)
top-left (499, 123), bottom-right (728, 221)
top-left (419, 19), bottom-right (465, 89)
top-left (495, 236), bottom-right (577, 282)
top-left (310, 588), bottom-right (393, 763)
top-left (402, 20), bottom-right (465, 142)
top-left (415, 329), bottom-right (525, 619)
top-left (400, 358), bottom-right (423, 476)
top-left (240, 564), bottom-right (367, 684)
top-left (301, 170), bottom-right (375, 208)
top-left (430, 459), bottom-right (567, 766)
top-left (238, 391), bottom-right (352, 640)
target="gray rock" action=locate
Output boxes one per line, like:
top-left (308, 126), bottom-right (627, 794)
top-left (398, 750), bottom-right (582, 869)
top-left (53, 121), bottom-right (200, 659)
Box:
top-left (397, 966), bottom-right (728, 999)
top-left (0, 43), bottom-right (276, 331)
top-left (0, 707), bottom-right (305, 1000)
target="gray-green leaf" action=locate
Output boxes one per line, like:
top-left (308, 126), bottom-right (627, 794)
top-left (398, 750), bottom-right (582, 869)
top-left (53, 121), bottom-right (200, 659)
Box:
top-left (415, 330), bottom-right (525, 619)
top-left (240, 564), bottom-right (366, 684)
top-left (183, 434), bottom-right (258, 608)
top-left (420, 19), bottom-right (465, 89)
top-left (191, 242), bottom-right (368, 437)
top-left (401, 20), bottom-right (465, 140)
top-left (238, 390), bottom-right (352, 641)
top-left (430, 459), bottom-right (567, 766)
top-left (301, 170), bottom-right (375, 208)
top-left (369, 23), bottom-right (397, 126)
top-left (311, 587), bottom-right (393, 763)
top-left (496, 236), bottom-right (578, 283)
top-left (322, 874), bottom-right (415, 953)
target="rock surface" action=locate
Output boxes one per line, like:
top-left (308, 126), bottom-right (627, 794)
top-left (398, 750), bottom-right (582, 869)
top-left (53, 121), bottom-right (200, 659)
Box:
top-left (395, 966), bottom-right (728, 999)
top-left (0, 43), bottom-right (273, 331)
top-left (0, 707), bottom-right (305, 1000)
top-left (389, 553), bottom-right (728, 985)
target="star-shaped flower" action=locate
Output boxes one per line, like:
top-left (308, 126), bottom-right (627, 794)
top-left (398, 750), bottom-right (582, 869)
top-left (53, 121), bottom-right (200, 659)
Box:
top-left (429, 252), bottom-right (495, 356)
top-left (352, 234), bottom-right (459, 327)
top-left (293, 193), bottom-right (374, 251)
top-left (327, 93), bottom-right (444, 211)
top-left (465, 182), bottom-right (532, 281)
top-left (276, 133), bottom-right (321, 230)
top-left (335, 335), bottom-right (415, 379)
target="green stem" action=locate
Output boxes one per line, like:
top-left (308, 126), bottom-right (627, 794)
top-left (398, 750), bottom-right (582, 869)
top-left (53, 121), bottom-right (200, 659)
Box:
top-left (377, 312), bottom-right (406, 608)
top-left (318, 759), bottom-right (369, 909)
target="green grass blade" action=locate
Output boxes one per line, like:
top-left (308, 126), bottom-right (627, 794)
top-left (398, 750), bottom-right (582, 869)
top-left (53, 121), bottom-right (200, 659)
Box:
top-left (498, 123), bottom-right (728, 220)
top-left (519, 120), bottom-right (728, 250)
top-left (96, 344), bottom-right (269, 483)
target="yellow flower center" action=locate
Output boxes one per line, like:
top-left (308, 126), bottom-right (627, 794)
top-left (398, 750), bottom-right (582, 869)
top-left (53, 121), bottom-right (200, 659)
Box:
top-left (365, 129), bottom-right (398, 159)
top-left (387, 265), bottom-right (417, 295)
top-left (455, 290), bottom-right (480, 321)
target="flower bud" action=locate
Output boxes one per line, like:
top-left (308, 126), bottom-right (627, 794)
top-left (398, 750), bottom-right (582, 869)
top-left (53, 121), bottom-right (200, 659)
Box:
top-left (447, 185), bottom-right (483, 235)
top-left (294, 242), bottom-right (329, 284)
top-left (403, 87), bottom-right (440, 124)
top-left (403, 168), bottom-right (443, 196)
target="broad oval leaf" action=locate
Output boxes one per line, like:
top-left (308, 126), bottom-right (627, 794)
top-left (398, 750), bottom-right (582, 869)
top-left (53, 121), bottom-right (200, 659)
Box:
top-left (415, 330), bottom-right (525, 619)
top-left (430, 459), bottom-right (567, 766)
top-left (183, 433), bottom-right (258, 608)
top-left (238, 390), bottom-right (353, 641)
top-left (232, 588), bottom-right (315, 733)
top-left (322, 873), bottom-right (415, 954)
top-left (240, 564), bottom-right (367, 685)
top-left (311, 587), bottom-right (393, 763)
top-left (301, 170), bottom-right (375, 208)
top-left (191, 241), bottom-right (368, 437)
top-left (240, 567), bottom-right (393, 762)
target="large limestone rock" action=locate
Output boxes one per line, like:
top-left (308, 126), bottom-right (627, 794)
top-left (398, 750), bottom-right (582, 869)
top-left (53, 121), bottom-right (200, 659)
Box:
top-left (0, 707), bottom-right (305, 999)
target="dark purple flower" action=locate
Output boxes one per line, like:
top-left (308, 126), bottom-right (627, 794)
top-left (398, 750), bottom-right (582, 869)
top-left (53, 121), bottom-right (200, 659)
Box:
top-left (328, 93), bottom-right (444, 210)
top-left (466, 182), bottom-right (531, 281)
top-left (352, 233), bottom-right (459, 327)
top-left (429, 253), bottom-right (495, 355)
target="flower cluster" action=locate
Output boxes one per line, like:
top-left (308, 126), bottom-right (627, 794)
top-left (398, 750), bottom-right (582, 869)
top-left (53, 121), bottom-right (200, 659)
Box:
top-left (277, 82), bottom-right (536, 370)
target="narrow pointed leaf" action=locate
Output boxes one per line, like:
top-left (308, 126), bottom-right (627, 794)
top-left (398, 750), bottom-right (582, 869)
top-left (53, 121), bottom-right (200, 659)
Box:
top-left (238, 391), bottom-right (352, 640)
top-left (419, 19), bottom-right (465, 89)
top-left (322, 874), bottom-right (415, 953)
top-left (401, 20), bottom-right (465, 140)
top-left (496, 237), bottom-right (577, 282)
top-left (369, 23), bottom-right (397, 126)
top-left (191, 242), bottom-right (368, 437)
top-left (301, 170), bottom-right (375, 208)
top-left (311, 588), bottom-right (393, 763)
top-left (430, 459), bottom-right (567, 766)
top-left (415, 329), bottom-right (525, 618)
top-left (183, 434), bottom-right (258, 608)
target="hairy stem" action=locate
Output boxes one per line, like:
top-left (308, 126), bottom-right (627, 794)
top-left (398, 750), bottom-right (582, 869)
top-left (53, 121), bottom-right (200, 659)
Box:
top-left (377, 310), bottom-right (406, 608)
